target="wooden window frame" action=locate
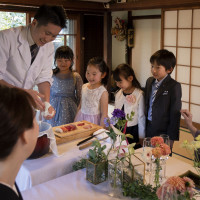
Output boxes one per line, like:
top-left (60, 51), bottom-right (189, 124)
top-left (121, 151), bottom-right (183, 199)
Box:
top-left (162, 7), bottom-right (200, 129)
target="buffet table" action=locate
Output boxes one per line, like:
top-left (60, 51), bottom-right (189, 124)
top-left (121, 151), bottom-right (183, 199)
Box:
top-left (16, 137), bottom-right (108, 191)
top-left (21, 151), bottom-right (200, 200)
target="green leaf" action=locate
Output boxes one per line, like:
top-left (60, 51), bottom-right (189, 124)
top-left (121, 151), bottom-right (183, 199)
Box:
top-left (125, 133), bottom-right (133, 139)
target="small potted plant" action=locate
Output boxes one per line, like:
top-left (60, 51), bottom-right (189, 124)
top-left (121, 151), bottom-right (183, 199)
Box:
top-left (86, 140), bottom-right (107, 185)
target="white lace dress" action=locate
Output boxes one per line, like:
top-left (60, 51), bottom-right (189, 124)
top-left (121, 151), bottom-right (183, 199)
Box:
top-left (75, 83), bottom-right (107, 125)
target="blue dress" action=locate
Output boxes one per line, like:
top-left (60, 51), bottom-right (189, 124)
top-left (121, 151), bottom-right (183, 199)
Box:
top-left (46, 72), bottom-right (83, 127)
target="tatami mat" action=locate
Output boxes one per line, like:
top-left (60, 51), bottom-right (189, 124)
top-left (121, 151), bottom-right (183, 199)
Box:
top-left (172, 128), bottom-right (194, 165)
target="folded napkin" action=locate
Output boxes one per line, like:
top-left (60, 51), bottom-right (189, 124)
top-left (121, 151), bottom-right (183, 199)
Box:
top-left (41, 102), bottom-right (55, 117)
top-left (38, 121), bottom-right (59, 156)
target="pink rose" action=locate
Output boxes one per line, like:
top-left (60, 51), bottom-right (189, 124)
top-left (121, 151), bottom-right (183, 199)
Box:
top-left (126, 94), bottom-right (136, 104)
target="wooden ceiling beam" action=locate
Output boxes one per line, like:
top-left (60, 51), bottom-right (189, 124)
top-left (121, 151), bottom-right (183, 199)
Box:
top-left (108, 0), bottom-right (200, 11)
top-left (0, 0), bottom-right (105, 12)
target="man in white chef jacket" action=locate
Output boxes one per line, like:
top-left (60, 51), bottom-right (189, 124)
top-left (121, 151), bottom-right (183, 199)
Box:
top-left (0, 5), bottom-right (67, 119)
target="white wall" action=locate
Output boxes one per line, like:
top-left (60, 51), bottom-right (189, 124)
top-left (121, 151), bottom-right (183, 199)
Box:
top-left (132, 18), bottom-right (161, 87)
top-left (111, 10), bottom-right (161, 88)
top-left (111, 11), bottom-right (127, 69)
top-left (131, 9), bottom-right (161, 87)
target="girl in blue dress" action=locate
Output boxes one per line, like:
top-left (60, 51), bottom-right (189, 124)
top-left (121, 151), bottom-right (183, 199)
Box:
top-left (46, 46), bottom-right (83, 127)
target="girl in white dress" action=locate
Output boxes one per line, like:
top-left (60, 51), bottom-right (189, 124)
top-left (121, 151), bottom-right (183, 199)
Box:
top-left (113, 63), bottom-right (145, 148)
top-left (75, 57), bottom-right (109, 127)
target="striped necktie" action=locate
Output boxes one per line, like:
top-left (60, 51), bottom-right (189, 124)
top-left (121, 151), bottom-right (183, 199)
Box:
top-left (30, 44), bottom-right (39, 64)
top-left (152, 81), bottom-right (159, 104)
top-left (149, 81), bottom-right (160, 119)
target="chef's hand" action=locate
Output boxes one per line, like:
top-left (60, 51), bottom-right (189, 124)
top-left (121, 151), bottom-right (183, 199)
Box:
top-left (26, 89), bottom-right (45, 111)
top-left (43, 106), bottom-right (56, 120)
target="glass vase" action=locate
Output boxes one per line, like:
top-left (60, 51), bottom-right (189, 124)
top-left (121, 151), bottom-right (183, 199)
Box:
top-left (107, 159), bottom-right (123, 198)
top-left (149, 158), bottom-right (166, 187)
top-left (86, 160), bottom-right (107, 185)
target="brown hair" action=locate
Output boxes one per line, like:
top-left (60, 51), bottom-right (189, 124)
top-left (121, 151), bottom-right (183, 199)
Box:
top-left (0, 86), bottom-right (36, 159)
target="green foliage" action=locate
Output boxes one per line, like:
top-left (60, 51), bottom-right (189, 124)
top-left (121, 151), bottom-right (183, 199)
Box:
top-left (72, 158), bottom-right (87, 172)
top-left (0, 11), bottom-right (26, 31)
top-left (123, 180), bottom-right (158, 200)
top-left (126, 111), bottom-right (135, 121)
top-left (88, 140), bottom-right (107, 164)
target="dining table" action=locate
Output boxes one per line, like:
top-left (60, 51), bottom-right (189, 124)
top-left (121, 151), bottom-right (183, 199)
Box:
top-left (21, 149), bottom-right (200, 200)
top-left (16, 133), bottom-right (110, 191)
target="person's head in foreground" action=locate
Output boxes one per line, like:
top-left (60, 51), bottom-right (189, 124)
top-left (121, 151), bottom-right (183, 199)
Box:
top-left (0, 86), bottom-right (39, 198)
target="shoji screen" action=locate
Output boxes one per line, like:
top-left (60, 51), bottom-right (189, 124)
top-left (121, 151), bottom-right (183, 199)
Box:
top-left (162, 9), bottom-right (200, 127)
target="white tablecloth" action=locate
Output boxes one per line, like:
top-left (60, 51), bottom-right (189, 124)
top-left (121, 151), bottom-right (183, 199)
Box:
top-left (21, 151), bottom-right (200, 200)
top-left (16, 138), bottom-right (103, 191)
top-left (22, 169), bottom-right (131, 200)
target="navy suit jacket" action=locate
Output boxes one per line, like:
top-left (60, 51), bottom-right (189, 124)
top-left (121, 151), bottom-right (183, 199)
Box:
top-left (144, 75), bottom-right (182, 140)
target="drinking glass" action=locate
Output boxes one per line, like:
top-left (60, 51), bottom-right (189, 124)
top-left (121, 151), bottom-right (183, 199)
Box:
top-left (160, 134), bottom-right (170, 180)
top-left (142, 137), bottom-right (152, 173)
top-left (160, 134), bottom-right (170, 160)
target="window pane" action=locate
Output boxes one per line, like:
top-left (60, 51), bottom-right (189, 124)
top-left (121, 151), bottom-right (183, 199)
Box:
top-left (191, 86), bottom-right (200, 104)
top-left (192, 30), bottom-right (200, 48)
top-left (0, 11), bottom-right (26, 30)
top-left (181, 84), bottom-right (189, 102)
top-left (191, 67), bottom-right (200, 85)
top-left (53, 35), bottom-right (64, 51)
top-left (178, 10), bottom-right (192, 28)
top-left (67, 35), bottom-right (76, 70)
top-left (164, 29), bottom-right (176, 46)
top-left (192, 49), bottom-right (200, 67)
top-left (177, 48), bottom-right (190, 66)
top-left (193, 9), bottom-right (200, 28)
top-left (178, 30), bottom-right (191, 47)
top-left (60, 19), bottom-right (77, 34)
top-left (164, 11), bottom-right (177, 28)
top-left (177, 66), bottom-right (190, 84)
top-left (191, 104), bottom-right (200, 123)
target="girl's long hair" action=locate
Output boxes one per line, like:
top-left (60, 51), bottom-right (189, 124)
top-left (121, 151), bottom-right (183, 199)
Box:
top-left (113, 63), bottom-right (141, 90)
top-left (53, 46), bottom-right (74, 75)
top-left (87, 57), bottom-right (109, 86)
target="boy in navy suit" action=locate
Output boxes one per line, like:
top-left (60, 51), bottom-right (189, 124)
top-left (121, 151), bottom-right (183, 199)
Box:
top-left (145, 49), bottom-right (182, 149)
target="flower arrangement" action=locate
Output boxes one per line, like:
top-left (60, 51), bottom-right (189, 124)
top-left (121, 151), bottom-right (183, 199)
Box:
top-left (104, 109), bottom-right (135, 196)
top-left (86, 140), bottom-right (107, 184)
top-left (111, 17), bottom-right (127, 41)
top-left (182, 135), bottom-right (200, 176)
top-left (150, 136), bottom-right (171, 187)
top-left (156, 176), bottom-right (196, 200)
top-left (104, 108), bottom-right (135, 161)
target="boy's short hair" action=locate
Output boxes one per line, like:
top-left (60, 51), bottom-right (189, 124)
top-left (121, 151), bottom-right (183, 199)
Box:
top-left (34, 5), bottom-right (67, 28)
top-left (150, 49), bottom-right (176, 72)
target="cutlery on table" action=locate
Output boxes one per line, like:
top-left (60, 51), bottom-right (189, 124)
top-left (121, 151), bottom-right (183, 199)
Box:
top-left (79, 136), bottom-right (109, 150)
top-left (77, 130), bottom-right (105, 146)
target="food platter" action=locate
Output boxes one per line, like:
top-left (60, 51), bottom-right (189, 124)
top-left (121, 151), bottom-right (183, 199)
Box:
top-left (53, 120), bottom-right (102, 145)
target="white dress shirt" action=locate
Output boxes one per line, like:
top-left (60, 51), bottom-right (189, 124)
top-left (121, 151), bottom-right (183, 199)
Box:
top-left (0, 25), bottom-right (53, 89)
